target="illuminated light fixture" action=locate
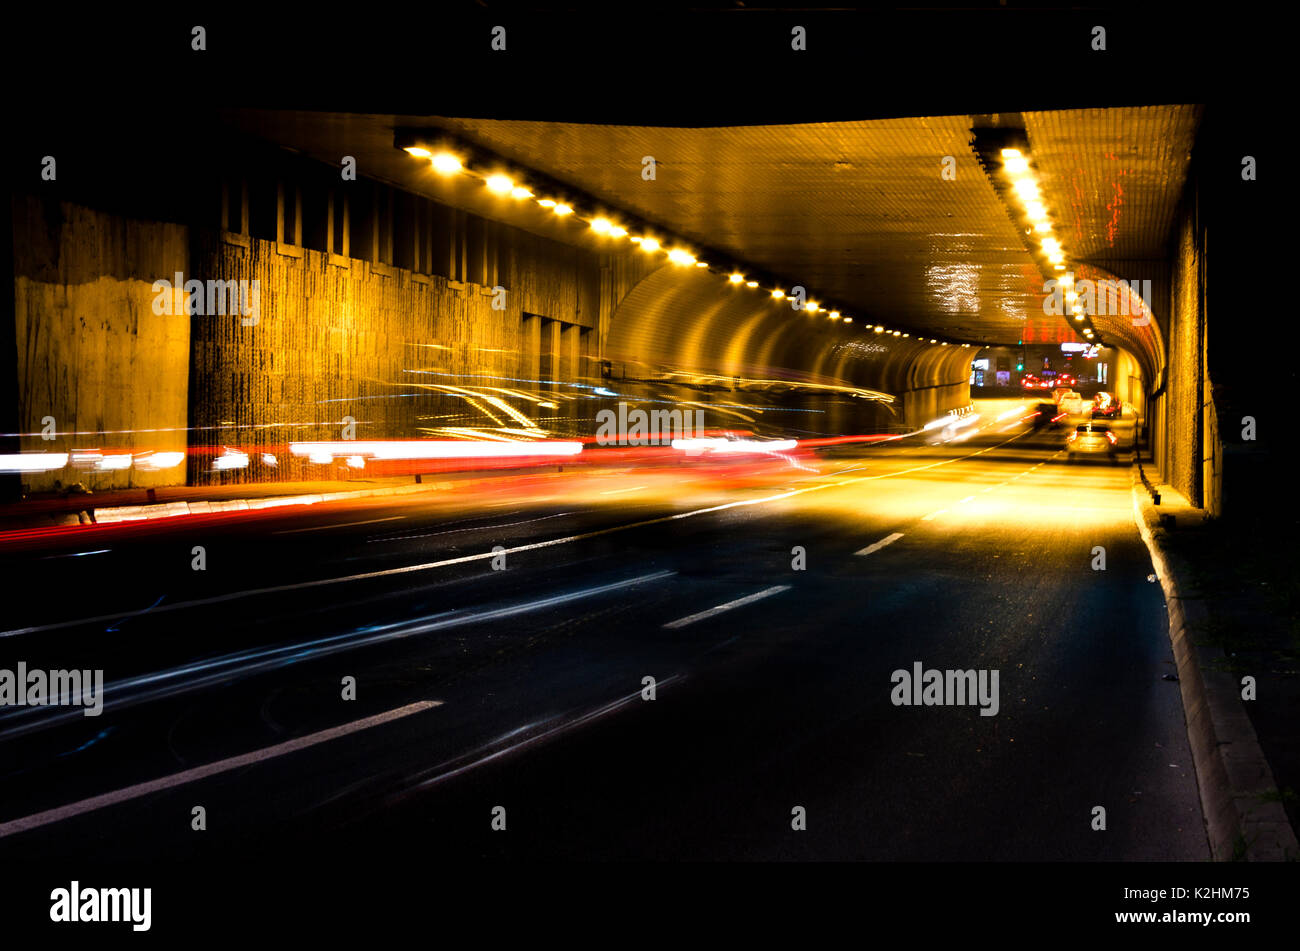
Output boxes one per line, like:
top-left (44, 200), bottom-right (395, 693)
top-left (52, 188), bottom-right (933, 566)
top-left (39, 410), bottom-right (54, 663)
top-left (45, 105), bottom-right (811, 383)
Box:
top-left (828, 310), bottom-right (841, 319)
top-left (640, 237), bottom-right (660, 252)
top-left (485, 174), bottom-right (513, 194)
top-left (1004, 156), bottom-right (1030, 175)
top-left (771, 288), bottom-right (785, 300)
top-left (1066, 291), bottom-right (1077, 303)
top-left (404, 146), bottom-right (433, 158)
top-left (695, 261), bottom-right (708, 268)
top-left (1014, 179), bottom-right (1039, 201)
top-left (1026, 202), bottom-right (1046, 221)
top-left (538, 198), bottom-right (557, 208)
top-left (1074, 314), bottom-right (1085, 321)
top-left (930, 338), bottom-right (937, 343)
top-left (553, 204), bottom-right (573, 216)
top-left (213, 448), bottom-right (251, 470)
top-left (902, 333), bottom-right (909, 337)
top-left (291, 440), bottom-right (583, 460)
top-left (590, 217), bottom-right (612, 234)
top-left (1001, 148), bottom-right (1024, 159)
top-left (1033, 220), bottom-right (1052, 233)
top-left (133, 450), bottom-right (186, 471)
top-left (806, 302), bottom-right (820, 313)
top-left (729, 273), bottom-right (745, 284)
top-left (1054, 264), bottom-right (1066, 271)
top-left (875, 325), bottom-right (884, 333)
top-left (1060, 273), bottom-right (1074, 287)
top-left (673, 437), bottom-right (798, 455)
top-left (1041, 238), bottom-right (1062, 255)
top-left (431, 153), bottom-right (462, 175)
top-left (510, 185), bottom-right (533, 200)
top-left (667, 248), bottom-right (695, 266)
top-left (608, 225), bottom-right (627, 238)
top-left (0, 452), bottom-right (68, 472)
top-left (843, 318), bottom-right (852, 324)
top-left (892, 330), bottom-right (901, 336)
top-left (745, 280), bottom-right (758, 288)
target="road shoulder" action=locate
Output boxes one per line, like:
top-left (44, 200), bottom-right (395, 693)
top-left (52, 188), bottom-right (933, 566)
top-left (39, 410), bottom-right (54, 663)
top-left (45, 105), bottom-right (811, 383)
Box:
top-left (1130, 457), bottom-right (1298, 861)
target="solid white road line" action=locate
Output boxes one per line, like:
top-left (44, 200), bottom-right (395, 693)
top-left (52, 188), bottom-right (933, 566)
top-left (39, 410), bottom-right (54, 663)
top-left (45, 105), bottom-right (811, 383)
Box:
top-left (921, 509), bottom-right (948, 521)
top-left (406, 674), bottom-right (686, 793)
top-left (368, 511), bottom-right (576, 544)
top-left (272, 516), bottom-right (405, 534)
top-left (0, 571), bottom-right (676, 742)
top-left (663, 585), bottom-right (792, 630)
top-left (0, 700), bottom-right (441, 839)
top-left (855, 532), bottom-right (905, 556)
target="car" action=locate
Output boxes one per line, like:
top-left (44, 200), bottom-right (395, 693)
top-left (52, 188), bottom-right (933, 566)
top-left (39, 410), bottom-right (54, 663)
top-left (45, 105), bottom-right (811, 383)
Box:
top-left (1051, 387), bottom-right (1072, 403)
top-left (1033, 401), bottom-right (1059, 429)
top-left (1058, 390), bottom-right (1086, 415)
top-left (1067, 421), bottom-right (1118, 461)
top-left (1091, 391), bottom-right (1121, 418)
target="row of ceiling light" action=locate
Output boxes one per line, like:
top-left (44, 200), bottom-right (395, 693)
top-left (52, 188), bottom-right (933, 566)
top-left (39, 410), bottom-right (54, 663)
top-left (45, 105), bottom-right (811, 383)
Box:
top-left (999, 147), bottom-right (1095, 344)
top-left (403, 144), bottom-right (973, 350)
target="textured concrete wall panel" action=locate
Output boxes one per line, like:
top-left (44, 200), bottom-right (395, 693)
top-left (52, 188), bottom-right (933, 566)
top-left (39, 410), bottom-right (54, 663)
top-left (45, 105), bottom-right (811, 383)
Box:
top-left (12, 197), bottom-right (190, 493)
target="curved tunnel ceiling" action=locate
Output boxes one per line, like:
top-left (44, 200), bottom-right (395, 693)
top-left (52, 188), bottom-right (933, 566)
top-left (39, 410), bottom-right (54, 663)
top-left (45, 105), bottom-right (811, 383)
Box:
top-left (607, 264), bottom-right (977, 403)
top-left (223, 105), bottom-right (1202, 386)
top-left (412, 106), bottom-right (1201, 355)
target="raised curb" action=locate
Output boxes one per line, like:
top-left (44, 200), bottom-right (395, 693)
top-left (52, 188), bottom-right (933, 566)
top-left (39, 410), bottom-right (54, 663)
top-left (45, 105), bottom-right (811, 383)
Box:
top-left (1130, 458), bottom-right (1298, 861)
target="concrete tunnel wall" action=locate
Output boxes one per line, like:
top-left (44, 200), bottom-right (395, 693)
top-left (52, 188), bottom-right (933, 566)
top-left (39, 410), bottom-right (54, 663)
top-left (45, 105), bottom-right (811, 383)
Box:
top-left (1077, 170), bottom-right (1210, 512)
top-left (9, 190), bottom-right (609, 491)
top-left (10, 183), bottom-right (974, 496)
top-left (604, 264), bottom-right (975, 430)
top-left (11, 196), bottom-right (192, 494)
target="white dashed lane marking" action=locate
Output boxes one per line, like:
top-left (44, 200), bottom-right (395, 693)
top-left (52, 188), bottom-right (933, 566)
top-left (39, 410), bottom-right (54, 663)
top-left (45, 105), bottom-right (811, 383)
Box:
top-left (855, 532), bottom-right (905, 556)
top-left (663, 585), bottom-right (792, 630)
top-left (0, 700), bottom-right (442, 838)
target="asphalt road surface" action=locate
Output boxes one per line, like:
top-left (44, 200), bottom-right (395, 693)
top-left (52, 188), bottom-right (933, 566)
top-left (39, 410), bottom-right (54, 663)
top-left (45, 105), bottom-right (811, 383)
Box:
top-left (0, 400), bottom-right (1207, 861)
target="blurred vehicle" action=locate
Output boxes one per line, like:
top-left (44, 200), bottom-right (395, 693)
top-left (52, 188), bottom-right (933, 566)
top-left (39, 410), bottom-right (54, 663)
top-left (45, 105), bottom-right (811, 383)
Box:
top-left (1091, 391), bottom-right (1121, 418)
top-left (1067, 421), bottom-right (1118, 461)
top-left (1032, 401), bottom-right (1058, 429)
top-left (1058, 390), bottom-right (1086, 415)
top-left (1051, 387), bottom-right (1071, 403)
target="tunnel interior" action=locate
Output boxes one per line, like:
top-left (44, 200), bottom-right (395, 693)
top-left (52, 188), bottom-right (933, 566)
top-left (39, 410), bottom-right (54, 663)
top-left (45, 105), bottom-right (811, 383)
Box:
top-left (7, 103), bottom-right (1212, 504)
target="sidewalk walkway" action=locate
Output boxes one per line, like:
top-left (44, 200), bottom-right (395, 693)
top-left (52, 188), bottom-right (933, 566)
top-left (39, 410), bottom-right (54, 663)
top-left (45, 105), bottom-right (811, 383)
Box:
top-left (1132, 454), bottom-right (1298, 861)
